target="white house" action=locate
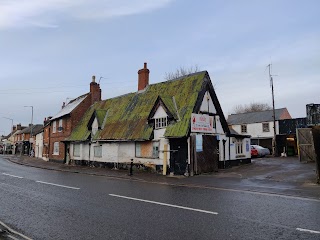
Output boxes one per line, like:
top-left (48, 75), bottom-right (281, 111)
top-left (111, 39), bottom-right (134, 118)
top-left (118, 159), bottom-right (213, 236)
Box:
top-left (227, 108), bottom-right (292, 151)
top-left (66, 63), bottom-right (251, 175)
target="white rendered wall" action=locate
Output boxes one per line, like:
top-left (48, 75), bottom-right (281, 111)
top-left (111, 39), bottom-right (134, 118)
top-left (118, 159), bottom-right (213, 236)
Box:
top-left (232, 121), bottom-right (279, 139)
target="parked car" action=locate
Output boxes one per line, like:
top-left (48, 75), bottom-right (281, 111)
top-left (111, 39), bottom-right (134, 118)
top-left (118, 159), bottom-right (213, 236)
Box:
top-left (251, 146), bottom-right (259, 158)
top-left (251, 145), bottom-right (270, 157)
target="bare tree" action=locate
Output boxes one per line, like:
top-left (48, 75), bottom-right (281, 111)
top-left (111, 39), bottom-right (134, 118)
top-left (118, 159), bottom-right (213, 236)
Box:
top-left (165, 65), bottom-right (200, 80)
top-left (232, 102), bottom-right (272, 114)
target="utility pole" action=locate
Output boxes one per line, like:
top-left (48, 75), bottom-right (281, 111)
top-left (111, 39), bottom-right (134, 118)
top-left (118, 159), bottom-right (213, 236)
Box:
top-left (267, 64), bottom-right (277, 157)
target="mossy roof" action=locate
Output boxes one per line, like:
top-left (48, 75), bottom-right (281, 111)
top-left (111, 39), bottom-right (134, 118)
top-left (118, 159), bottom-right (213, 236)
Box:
top-left (67, 71), bottom-right (207, 142)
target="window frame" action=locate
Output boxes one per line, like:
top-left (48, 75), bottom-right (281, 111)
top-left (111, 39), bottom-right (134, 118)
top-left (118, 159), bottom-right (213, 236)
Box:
top-left (135, 142), bottom-right (141, 157)
top-left (73, 144), bottom-right (80, 157)
top-left (53, 142), bottom-right (59, 155)
top-left (262, 122), bottom-right (270, 132)
top-left (241, 124), bottom-right (247, 133)
top-left (155, 117), bottom-right (168, 129)
top-left (52, 121), bottom-right (57, 133)
top-left (152, 141), bottom-right (160, 158)
top-left (235, 139), bottom-right (243, 155)
top-left (58, 119), bottom-right (63, 132)
top-left (94, 145), bottom-right (102, 158)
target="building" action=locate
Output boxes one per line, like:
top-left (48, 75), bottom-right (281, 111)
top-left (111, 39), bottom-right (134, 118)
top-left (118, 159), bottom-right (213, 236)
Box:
top-left (227, 108), bottom-right (292, 151)
top-left (66, 63), bottom-right (251, 175)
top-left (47, 76), bottom-right (101, 163)
top-left (14, 124), bottom-right (43, 155)
top-left (306, 103), bottom-right (320, 126)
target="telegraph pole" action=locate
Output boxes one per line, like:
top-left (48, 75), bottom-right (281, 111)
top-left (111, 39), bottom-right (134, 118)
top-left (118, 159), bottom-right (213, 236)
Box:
top-left (267, 64), bottom-right (277, 157)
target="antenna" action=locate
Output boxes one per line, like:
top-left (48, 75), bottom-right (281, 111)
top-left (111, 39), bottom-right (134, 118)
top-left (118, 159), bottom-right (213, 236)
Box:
top-left (98, 76), bottom-right (107, 84)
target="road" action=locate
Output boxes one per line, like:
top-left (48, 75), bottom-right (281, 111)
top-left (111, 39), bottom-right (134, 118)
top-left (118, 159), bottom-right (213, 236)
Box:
top-left (1, 156), bottom-right (320, 240)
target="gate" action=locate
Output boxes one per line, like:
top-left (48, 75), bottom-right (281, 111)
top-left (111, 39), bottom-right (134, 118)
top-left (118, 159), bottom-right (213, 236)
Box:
top-left (296, 128), bottom-right (316, 162)
top-left (190, 135), bottom-right (218, 175)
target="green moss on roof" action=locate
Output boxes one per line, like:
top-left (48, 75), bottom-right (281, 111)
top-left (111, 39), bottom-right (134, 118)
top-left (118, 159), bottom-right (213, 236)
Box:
top-left (67, 71), bottom-right (207, 141)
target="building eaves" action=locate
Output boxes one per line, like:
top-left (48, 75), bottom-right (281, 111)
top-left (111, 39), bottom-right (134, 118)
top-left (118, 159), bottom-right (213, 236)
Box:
top-left (51, 94), bottom-right (89, 121)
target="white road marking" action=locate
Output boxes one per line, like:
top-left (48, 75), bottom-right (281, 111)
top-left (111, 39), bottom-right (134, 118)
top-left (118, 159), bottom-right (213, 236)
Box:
top-left (8, 234), bottom-right (19, 240)
top-left (2, 173), bottom-right (24, 179)
top-left (296, 228), bottom-right (320, 234)
top-left (36, 181), bottom-right (80, 190)
top-left (109, 194), bottom-right (218, 215)
top-left (0, 220), bottom-right (32, 240)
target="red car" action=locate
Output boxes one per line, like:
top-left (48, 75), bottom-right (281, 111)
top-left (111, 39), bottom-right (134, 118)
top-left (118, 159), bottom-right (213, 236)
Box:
top-left (251, 146), bottom-right (259, 158)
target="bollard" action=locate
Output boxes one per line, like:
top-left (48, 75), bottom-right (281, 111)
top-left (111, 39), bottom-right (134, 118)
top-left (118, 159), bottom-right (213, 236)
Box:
top-left (129, 159), bottom-right (133, 176)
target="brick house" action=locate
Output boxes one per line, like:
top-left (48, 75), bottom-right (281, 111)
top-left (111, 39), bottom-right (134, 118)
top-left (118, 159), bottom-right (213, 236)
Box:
top-left (48, 76), bottom-right (101, 163)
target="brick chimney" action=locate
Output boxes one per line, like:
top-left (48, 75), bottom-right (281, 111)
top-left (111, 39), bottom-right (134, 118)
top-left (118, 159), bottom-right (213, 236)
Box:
top-left (17, 124), bottom-right (22, 130)
top-left (12, 125), bottom-right (17, 132)
top-left (90, 75), bottom-right (101, 104)
top-left (138, 62), bottom-right (150, 91)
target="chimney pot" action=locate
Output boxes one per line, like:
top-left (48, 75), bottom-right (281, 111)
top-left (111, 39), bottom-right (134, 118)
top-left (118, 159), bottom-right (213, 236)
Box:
top-left (92, 75), bottom-right (96, 83)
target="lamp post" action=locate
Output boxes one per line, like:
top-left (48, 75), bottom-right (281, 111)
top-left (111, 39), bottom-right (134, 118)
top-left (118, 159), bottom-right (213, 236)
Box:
top-left (2, 117), bottom-right (13, 155)
top-left (24, 106), bottom-right (34, 156)
top-left (3, 117), bottom-right (13, 135)
top-left (267, 64), bottom-right (277, 157)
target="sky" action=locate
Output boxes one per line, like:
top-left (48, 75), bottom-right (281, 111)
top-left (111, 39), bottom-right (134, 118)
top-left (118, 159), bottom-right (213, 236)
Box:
top-left (0, 0), bottom-right (319, 135)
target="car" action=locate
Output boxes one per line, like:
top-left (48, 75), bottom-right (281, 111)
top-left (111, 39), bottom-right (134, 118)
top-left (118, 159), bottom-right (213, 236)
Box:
top-left (251, 145), bottom-right (270, 157)
top-left (251, 146), bottom-right (259, 158)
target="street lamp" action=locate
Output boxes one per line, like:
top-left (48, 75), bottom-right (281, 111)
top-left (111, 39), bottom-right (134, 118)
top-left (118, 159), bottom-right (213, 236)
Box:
top-left (24, 106), bottom-right (34, 156)
top-left (3, 117), bottom-right (13, 135)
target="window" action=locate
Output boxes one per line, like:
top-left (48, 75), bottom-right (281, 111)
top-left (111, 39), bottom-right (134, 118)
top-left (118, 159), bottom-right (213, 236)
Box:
top-left (155, 117), bottom-right (167, 129)
top-left (58, 119), bottom-right (63, 132)
top-left (73, 144), bottom-right (80, 157)
top-left (52, 121), bottom-right (56, 133)
top-left (94, 146), bottom-right (102, 157)
top-left (262, 123), bottom-right (270, 132)
top-left (241, 124), bottom-right (247, 133)
top-left (135, 143), bottom-right (141, 157)
top-left (152, 142), bottom-right (159, 158)
top-left (235, 139), bottom-right (243, 154)
top-left (53, 142), bottom-right (59, 155)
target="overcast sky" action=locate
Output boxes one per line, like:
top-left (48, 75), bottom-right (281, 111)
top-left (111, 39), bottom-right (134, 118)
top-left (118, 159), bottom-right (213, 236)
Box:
top-left (0, 0), bottom-right (319, 135)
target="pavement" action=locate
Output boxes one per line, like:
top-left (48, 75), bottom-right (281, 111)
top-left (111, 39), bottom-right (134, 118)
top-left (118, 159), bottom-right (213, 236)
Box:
top-left (2, 154), bottom-right (318, 186)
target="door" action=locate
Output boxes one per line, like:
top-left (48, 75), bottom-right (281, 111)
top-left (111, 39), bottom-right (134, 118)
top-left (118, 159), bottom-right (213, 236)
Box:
top-left (296, 128), bottom-right (316, 162)
top-left (170, 138), bottom-right (188, 175)
top-left (195, 135), bottom-right (218, 174)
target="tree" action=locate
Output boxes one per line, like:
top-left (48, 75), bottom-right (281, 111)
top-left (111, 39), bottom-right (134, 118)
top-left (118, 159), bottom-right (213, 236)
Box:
top-left (232, 102), bottom-right (272, 114)
top-left (164, 65), bottom-right (200, 80)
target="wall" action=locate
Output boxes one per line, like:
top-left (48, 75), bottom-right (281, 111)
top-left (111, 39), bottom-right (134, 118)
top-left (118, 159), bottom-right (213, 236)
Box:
top-left (233, 121), bottom-right (279, 138)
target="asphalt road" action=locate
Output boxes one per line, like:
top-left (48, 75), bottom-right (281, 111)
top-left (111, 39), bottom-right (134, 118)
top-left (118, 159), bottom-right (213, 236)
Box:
top-left (1, 157), bottom-right (320, 240)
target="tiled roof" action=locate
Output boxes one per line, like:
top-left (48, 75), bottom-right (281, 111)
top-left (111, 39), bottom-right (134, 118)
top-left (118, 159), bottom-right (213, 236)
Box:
top-left (51, 94), bottom-right (88, 121)
top-left (67, 71), bottom-right (208, 141)
top-left (19, 124), bottom-right (43, 135)
top-left (227, 108), bottom-right (289, 125)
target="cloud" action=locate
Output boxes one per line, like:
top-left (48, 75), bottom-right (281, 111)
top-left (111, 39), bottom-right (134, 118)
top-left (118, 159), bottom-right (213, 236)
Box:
top-left (0, 0), bottom-right (173, 30)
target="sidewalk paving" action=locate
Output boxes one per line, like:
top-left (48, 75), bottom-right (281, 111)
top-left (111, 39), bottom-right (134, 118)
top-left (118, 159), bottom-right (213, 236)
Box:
top-left (3, 155), bottom-right (320, 187)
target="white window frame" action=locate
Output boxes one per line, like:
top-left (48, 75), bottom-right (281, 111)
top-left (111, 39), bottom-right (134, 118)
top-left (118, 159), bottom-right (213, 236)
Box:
top-left (52, 121), bottom-right (57, 133)
top-left (135, 142), bottom-right (141, 157)
top-left (262, 122), bottom-right (270, 132)
top-left (73, 144), bottom-right (80, 157)
top-left (58, 119), bottom-right (63, 132)
top-left (53, 142), bottom-right (59, 155)
top-left (94, 145), bottom-right (102, 158)
top-left (152, 142), bottom-right (159, 158)
top-left (155, 117), bottom-right (167, 129)
top-left (241, 124), bottom-right (247, 133)
top-left (235, 139), bottom-right (243, 155)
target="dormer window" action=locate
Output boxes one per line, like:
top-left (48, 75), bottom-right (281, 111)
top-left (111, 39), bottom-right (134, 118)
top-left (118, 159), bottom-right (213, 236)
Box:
top-left (155, 117), bottom-right (167, 129)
